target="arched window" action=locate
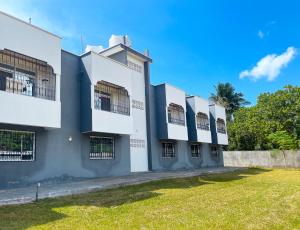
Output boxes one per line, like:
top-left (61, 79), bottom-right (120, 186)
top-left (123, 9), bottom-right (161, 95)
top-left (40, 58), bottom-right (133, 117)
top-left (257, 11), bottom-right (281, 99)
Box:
top-left (217, 118), bottom-right (226, 134)
top-left (167, 103), bottom-right (185, 126)
top-left (94, 81), bottom-right (130, 116)
top-left (196, 112), bottom-right (210, 130)
top-left (0, 49), bottom-right (56, 100)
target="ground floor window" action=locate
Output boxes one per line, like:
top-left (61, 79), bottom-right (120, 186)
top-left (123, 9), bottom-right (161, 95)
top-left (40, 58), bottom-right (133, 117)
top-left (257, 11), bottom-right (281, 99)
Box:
top-left (90, 137), bottom-right (114, 160)
top-left (162, 142), bottom-right (175, 158)
top-left (191, 144), bottom-right (201, 158)
top-left (211, 145), bottom-right (222, 156)
top-left (0, 129), bottom-right (35, 161)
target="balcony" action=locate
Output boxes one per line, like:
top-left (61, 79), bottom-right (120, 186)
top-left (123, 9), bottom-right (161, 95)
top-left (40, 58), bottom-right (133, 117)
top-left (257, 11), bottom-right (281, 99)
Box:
top-left (81, 52), bottom-right (133, 135)
top-left (94, 81), bottom-right (130, 116)
top-left (186, 96), bottom-right (212, 143)
top-left (154, 84), bottom-right (188, 141)
top-left (0, 49), bottom-right (60, 128)
top-left (209, 103), bottom-right (228, 145)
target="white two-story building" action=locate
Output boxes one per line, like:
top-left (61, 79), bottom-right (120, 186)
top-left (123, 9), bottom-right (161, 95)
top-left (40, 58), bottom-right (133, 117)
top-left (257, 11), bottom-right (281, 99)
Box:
top-left (0, 11), bottom-right (228, 188)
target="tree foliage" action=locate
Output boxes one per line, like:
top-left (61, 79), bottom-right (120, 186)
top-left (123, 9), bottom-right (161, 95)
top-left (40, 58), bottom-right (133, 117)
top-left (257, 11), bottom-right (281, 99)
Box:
top-left (210, 82), bottom-right (250, 120)
top-left (228, 85), bottom-right (300, 150)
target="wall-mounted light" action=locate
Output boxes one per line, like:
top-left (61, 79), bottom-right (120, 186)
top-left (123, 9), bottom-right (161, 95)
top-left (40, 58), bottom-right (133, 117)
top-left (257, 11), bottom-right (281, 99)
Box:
top-left (68, 136), bottom-right (72, 142)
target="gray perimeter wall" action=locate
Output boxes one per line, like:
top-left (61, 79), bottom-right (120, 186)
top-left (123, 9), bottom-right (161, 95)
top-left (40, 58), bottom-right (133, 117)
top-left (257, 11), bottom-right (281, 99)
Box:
top-left (223, 150), bottom-right (300, 168)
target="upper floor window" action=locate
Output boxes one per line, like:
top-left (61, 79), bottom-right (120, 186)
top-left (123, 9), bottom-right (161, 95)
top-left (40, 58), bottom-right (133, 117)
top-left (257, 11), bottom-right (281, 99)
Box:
top-left (168, 103), bottom-right (185, 126)
top-left (90, 136), bottom-right (114, 160)
top-left (196, 112), bottom-right (210, 130)
top-left (0, 49), bottom-right (56, 101)
top-left (0, 129), bottom-right (35, 161)
top-left (94, 81), bottom-right (130, 116)
top-left (217, 118), bottom-right (226, 134)
top-left (191, 144), bottom-right (201, 158)
top-left (128, 61), bottom-right (142, 73)
top-left (162, 142), bottom-right (175, 158)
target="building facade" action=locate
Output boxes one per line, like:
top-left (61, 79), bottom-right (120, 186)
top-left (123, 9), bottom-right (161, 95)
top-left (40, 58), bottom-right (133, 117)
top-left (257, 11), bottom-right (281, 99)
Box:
top-left (0, 11), bottom-right (228, 188)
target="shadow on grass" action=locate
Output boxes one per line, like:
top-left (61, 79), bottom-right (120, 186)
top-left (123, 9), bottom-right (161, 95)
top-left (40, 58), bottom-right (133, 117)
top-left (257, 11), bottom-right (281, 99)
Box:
top-left (201, 168), bottom-right (272, 182)
top-left (0, 168), bottom-right (269, 229)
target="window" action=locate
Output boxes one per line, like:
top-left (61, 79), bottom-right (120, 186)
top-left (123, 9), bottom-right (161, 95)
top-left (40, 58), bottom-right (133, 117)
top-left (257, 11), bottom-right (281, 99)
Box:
top-left (217, 118), bottom-right (226, 134)
top-left (168, 103), bottom-right (185, 126)
top-left (90, 137), bottom-right (114, 160)
top-left (211, 145), bottom-right (221, 156)
top-left (191, 144), bottom-right (201, 158)
top-left (94, 81), bottom-right (130, 116)
top-left (162, 142), bottom-right (175, 158)
top-left (128, 61), bottom-right (142, 73)
top-left (0, 49), bottom-right (56, 100)
top-left (0, 129), bottom-right (35, 161)
top-left (196, 112), bottom-right (210, 130)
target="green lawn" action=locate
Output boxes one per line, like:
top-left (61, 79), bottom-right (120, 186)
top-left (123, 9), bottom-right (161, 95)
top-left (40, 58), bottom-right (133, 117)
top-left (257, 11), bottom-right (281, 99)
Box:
top-left (1, 168), bottom-right (300, 230)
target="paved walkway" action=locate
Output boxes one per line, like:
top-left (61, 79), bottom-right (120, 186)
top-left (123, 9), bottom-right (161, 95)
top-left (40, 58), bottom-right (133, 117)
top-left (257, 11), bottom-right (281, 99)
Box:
top-left (0, 167), bottom-right (243, 206)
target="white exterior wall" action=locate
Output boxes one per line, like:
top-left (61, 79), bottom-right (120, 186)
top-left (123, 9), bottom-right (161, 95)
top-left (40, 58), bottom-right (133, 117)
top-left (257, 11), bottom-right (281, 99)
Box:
top-left (0, 91), bottom-right (60, 128)
top-left (165, 84), bottom-right (188, 141)
top-left (188, 96), bottom-right (212, 143)
top-left (214, 104), bottom-right (228, 145)
top-left (127, 54), bottom-right (148, 172)
top-left (0, 11), bottom-right (61, 128)
top-left (82, 52), bottom-right (134, 135)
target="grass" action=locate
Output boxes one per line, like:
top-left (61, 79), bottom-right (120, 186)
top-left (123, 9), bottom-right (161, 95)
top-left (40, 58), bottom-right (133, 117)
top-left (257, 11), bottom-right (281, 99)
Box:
top-left (1, 168), bottom-right (300, 230)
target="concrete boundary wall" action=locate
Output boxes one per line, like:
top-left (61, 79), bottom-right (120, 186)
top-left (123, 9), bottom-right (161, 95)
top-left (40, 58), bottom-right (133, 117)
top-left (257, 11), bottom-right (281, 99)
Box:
top-left (223, 150), bottom-right (300, 168)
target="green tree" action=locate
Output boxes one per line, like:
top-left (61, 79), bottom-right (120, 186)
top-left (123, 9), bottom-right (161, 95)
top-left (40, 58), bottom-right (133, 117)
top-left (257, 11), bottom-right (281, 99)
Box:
top-left (228, 85), bottom-right (300, 151)
top-left (210, 82), bottom-right (250, 120)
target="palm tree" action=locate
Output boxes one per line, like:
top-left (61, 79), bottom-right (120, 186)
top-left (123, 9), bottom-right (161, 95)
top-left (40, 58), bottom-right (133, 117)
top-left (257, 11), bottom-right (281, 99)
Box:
top-left (210, 83), bottom-right (250, 120)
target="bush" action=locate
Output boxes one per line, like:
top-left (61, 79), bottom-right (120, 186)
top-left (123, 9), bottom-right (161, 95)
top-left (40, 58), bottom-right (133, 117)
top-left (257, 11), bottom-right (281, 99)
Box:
top-left (267, 131), bottom-right (299, 150)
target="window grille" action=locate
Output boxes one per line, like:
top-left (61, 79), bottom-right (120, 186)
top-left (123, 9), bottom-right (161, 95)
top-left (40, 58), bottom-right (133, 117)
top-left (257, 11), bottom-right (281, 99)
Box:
top-left (168, 103), bottom-right (185, 126)
top-left (217, 118), bottom-right (226, 134)
top-left (191, 144), bottom-right (201, 158)
top-left (90, 137), bottom-right (114, 160)
top-left (211, 145), bottom-right (222, 156)
top-left (132, 99), bottom-right (144, 110)
top-left (0, 129), bottom-right (35, 161)
top-left (128, 61), bottom-right (142, 73)
top-left (0, 49), bottom-right (56, 101)
top-left (196, 112), bottom-right (210, 130)
top-left (130, 139), bottom-right (145, 148)
top-left (94, 81), bottom-right (130, 116)
top-left (162, 142), bottom-right (175, 158)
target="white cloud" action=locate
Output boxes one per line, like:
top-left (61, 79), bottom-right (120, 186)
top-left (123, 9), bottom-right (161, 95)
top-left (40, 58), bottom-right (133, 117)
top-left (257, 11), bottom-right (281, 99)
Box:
top-left (239, 47), bottom-right (297, 81)
top-left (257, 30), bottom-right (264, 39)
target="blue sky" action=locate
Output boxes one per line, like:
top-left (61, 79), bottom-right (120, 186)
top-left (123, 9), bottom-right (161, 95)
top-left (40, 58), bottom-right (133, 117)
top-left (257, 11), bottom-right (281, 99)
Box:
top-left (1, 0), bottom-right (299, 104)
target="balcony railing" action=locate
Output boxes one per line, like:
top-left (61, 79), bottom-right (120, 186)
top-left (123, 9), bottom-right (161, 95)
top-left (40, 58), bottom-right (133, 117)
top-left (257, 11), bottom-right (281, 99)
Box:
top-left (95, 101), bottom-right (130, 116)
top-left (217, 127), bottom-right (226, 134)
top-left (0, 74), bottom-right (56, 101)
top-left (168, 117), bottom-right (185, 126)
top-left (217, 118), bottom-right (226, 134)
top-left (0, 49), bottom-right (56, 101)
top-left (94, 81), bottom-right (130, 116)
top-left (197, 123), bottom-right (210, 130)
